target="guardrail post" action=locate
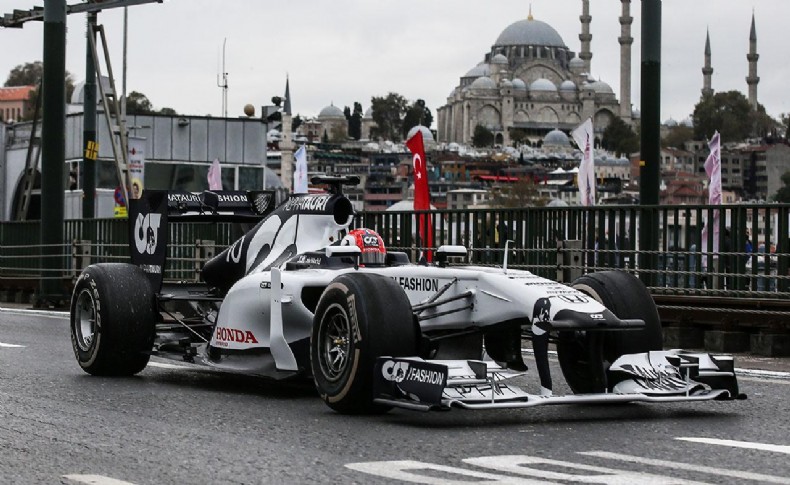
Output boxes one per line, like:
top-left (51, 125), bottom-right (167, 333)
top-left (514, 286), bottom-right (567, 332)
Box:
top-left (71, 239), bottom-right (91, 280)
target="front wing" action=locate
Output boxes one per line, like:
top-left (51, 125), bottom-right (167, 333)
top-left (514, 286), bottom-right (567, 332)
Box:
top-left (372, 350), bottom-right (746, 412)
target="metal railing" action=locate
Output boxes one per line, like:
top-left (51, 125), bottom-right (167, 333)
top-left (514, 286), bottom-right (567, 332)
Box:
top-left (2, 204), bottom-right (789, 322)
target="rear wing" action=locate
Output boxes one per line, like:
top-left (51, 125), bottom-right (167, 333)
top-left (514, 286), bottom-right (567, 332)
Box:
top-left (128, 189), bottom-right (277, 291)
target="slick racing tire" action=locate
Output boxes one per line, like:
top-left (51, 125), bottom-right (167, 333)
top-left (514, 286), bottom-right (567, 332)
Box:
top-left (557, 270), bottom-right (663, 394)
top-left (311, 273), bottom-right (417, 414)
top-left (70, 263), bottom-right (157, 376)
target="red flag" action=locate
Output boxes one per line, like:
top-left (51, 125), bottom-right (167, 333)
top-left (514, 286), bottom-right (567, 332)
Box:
top-left (406, 130), bottom-right (433, 261)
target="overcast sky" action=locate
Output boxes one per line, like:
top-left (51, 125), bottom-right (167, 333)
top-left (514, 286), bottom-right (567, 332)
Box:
top-left (2, 0), bottom-right (788, 127)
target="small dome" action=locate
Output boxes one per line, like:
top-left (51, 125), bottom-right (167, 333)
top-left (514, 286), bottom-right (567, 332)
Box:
top-left (491, 53), bottom-right (509, 65)
top-left (470, 76), bottom-right (497, 90)
top-left (559, 80), bottom-right (577, 91)
top-left (681, 117), bottom-right (694, 127)
top-left (500, 79), bottom-right (513, 88)
top-left (632, 107), bottom-right (641, 119)
top-left (511, 78), bottom-right (528, 91)
top-left (495, 18), bottom-right (567, 48)
top-left (543, 129), bottom-right (570, 147)
top-left (665, 118), bottom-right (678, 127)
top-left (363, 107), bottom-right (373, 119)
top-left (464, 62), bottom-right (491, 78)
top-left (529, 78), bottom-right (557, 92)
top-left (586, 80), bottom-right (614, 94)
top-left (569, 57), bottom-right (585, 68)
top-left (406, 125), bottom-right (434, 143)
top-left (318, 104), bottom-right (344, 119)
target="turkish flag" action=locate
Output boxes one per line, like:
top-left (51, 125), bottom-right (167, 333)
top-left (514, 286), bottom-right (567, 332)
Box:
top-left (406, 130), bottom-right (433, 262)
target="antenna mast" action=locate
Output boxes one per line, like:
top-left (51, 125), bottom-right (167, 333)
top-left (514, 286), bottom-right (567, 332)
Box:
top-left (216, 38), bottom-right (228, 117)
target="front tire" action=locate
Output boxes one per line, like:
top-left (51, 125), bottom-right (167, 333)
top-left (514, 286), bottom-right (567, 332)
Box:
top-left (557, 270), bottom-right (663, 393)
top-left (310, 273), bottom-right (417, 414)
top-left (70, 263), bottom-right (157, 376)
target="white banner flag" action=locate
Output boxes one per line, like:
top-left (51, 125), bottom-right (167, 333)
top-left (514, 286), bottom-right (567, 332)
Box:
top-left (207, 158), bottom-right (223, 190)
top-left (571, 118), bottom-right (595, 206)
top-left (293, 145), bottom-right (308, 194)
top-left (702, 131), bottom-right (722, 253)
top-left (127, 136), bottom-right (146, 199)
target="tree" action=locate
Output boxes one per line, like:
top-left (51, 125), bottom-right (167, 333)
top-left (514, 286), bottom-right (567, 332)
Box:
top-left (472, 124), bottom-right (495, 148)
top-left (158, 107), bottom-right (177, 115)
top-left (491, 178), bottom-right (548, 208)
top-left (125, 91), bottom-right (154, 114)
top-left (5, 61), bottom-right (75, 120)
top-left (773, 171), bottom-right (790, 203)
top-left (693, 91), bottom-right (753, 142)
top-left (292, 114), bottom-right (303, 132)
top-left (781, 113), bottom-right (790, 140)
top-left (601, 116), bottom-right (639, 156)
top-left (662, 124), bottom-right (694, 149)
top-left (508, 127), bottom-right (529, 146)
top-left (344, 102), bottom-right (363, 140)
top-left (370, 92), bottom-right (408, 141)
top-left (401, 99), bottom-right (433, 139)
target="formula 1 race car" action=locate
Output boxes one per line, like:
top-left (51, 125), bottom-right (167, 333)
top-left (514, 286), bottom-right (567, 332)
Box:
top-left (69, 176), bottom-right (745, 414)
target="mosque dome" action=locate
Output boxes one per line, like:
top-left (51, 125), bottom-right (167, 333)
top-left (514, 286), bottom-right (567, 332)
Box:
top-left (559, 80), bottom-right (577, 91)
top-left (406, 125), bottom-right (434, 143)
top-left (318, 104), bottom-right (345, 119)
top-left (665, 118), bottom-right (678, 127)
top-left (491, 53), bottom-right (509, 65)
top-left (495, 18), bottom-right (567, 47)
top-left (511, 78), bottom-right (528, 91)
top-left (529, 78), bottom-right (557, 92)
top-left (500, 79), bottom-right (513, 88)
top-left (470, 76), bottom-right (498, 90)
top-left (569, 57), bottom-right (585, 68)
top-left (586, 80), bottom-right (614, 94)
top-left (464, 62), bottom-right (491, 78)
top-left (543, 129), bottom-right (570, 147)
top-left (363, 107), bottom-right (373, 119)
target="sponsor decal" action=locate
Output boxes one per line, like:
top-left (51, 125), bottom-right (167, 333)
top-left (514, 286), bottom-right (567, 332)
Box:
top-left (168, 193), bottom-right (201, 204)
top-left (393, 276), bottom-right (439, 292)
top-left (375, 359), bottom-right (448, 405)
top-left (134, 212), bottom-right (162, 255)
top-left (347, 294), bottom-right (362, 343)
top-left (558, 294), bottom-right (590, 304)
top-left (381, 360), bottom-right (409, 383)
top-left (260, 281), bottom-right (272, 289)
top-left (217, 194), bottom-right (246, 203)
top-left (283, 195), bottom-right (331, 212)
top-left (139, 264), bottom-right (162, 274)
top-left (296, 255), bottom-right (323, 265)
top-left (590, 313), bottom-right (604, 320)
top-left (214, 326), bottom-right (259, 345)
top-left (253, 193), bottom-right (272, 214)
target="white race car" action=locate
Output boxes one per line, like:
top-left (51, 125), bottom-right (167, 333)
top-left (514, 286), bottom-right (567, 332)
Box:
top-left (70, 176), bottom-right (744, 414)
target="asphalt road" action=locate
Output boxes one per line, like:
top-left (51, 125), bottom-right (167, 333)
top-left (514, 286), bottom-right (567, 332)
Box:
top-left (1, 309), bottom-right (789, 485)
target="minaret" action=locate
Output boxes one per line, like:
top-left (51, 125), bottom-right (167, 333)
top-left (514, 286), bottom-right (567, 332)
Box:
top-left (701, 29), bottom-right (713, 98)
top-left (618, 0), bottom-right (633, 120)
top-left (746, 12), bottom-right (759, 109)
top-left (283, 75), bottom-right (292, 116)
top-left (579, 0), bottom-right (592, 74)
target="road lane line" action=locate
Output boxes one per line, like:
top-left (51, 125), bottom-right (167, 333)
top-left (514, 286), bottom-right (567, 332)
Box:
top-left (739, 376), bottom-right (790, 386)
top-left (0, 307), bottom-right (68, 319)
top-left (0, 342), bottom-right (25, 348)
top-left (62, 474), bottom-right (138, 485)
top-left (580, 451), bottom-right (789, 484)
top-left (675, 437), bottom-right (790, 455)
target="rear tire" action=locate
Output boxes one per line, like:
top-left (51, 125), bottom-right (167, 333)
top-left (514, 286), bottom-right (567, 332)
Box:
top-left (310, 273), bottom-right (417, 414)
top-left (70, 263), bottom-right (157, 376)
top-left (557, 270), bottom-right (663, 393)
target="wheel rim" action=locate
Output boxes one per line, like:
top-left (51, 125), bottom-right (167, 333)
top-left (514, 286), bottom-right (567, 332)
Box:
top-left (74, 288), bottom-right (97, 352)
top-left (317, 302), bottom-right (352, 382)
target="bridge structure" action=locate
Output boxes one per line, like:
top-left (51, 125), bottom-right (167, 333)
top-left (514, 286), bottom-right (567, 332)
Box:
top-left (0, 202), bottom-right (788, 356)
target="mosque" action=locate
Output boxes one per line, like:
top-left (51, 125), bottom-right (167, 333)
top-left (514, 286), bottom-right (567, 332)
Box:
top-left (437, 1), bottom-right (635, 147)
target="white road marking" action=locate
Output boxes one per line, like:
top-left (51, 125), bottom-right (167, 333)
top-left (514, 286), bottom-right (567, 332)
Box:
top-left (0, 307), bottom-right (68, 319)
top-left (346, 460), bottom-right (541, 484)
top-left (581, 451), bottom-right (790, 484)
top-left (62, 474), bottom-right (138, 485)
top-left (739, 376), bottom-right (790, 386)
top-left (464, 455), bottom-right (709, 484)
top-left (735, 368), bottom-right (790, 380)
top-left (675, 437), bottom-right (790, 455)
top-left (0, 342), bottom-right (25, 348)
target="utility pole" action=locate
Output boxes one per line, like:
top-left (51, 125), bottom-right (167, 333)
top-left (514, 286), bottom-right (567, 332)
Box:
top-left (83, 11), bottom-right (98, 219)
top-left (639, 0), bottom-right (661, 286)
top-left (40, 0), bottom-right (67, 301)
top-left (217, 38), bottom-right (228, 117)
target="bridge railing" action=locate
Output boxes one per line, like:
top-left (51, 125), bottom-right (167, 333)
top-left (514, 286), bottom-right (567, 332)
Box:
top-left (1, 203), bottom-right (789, 305)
